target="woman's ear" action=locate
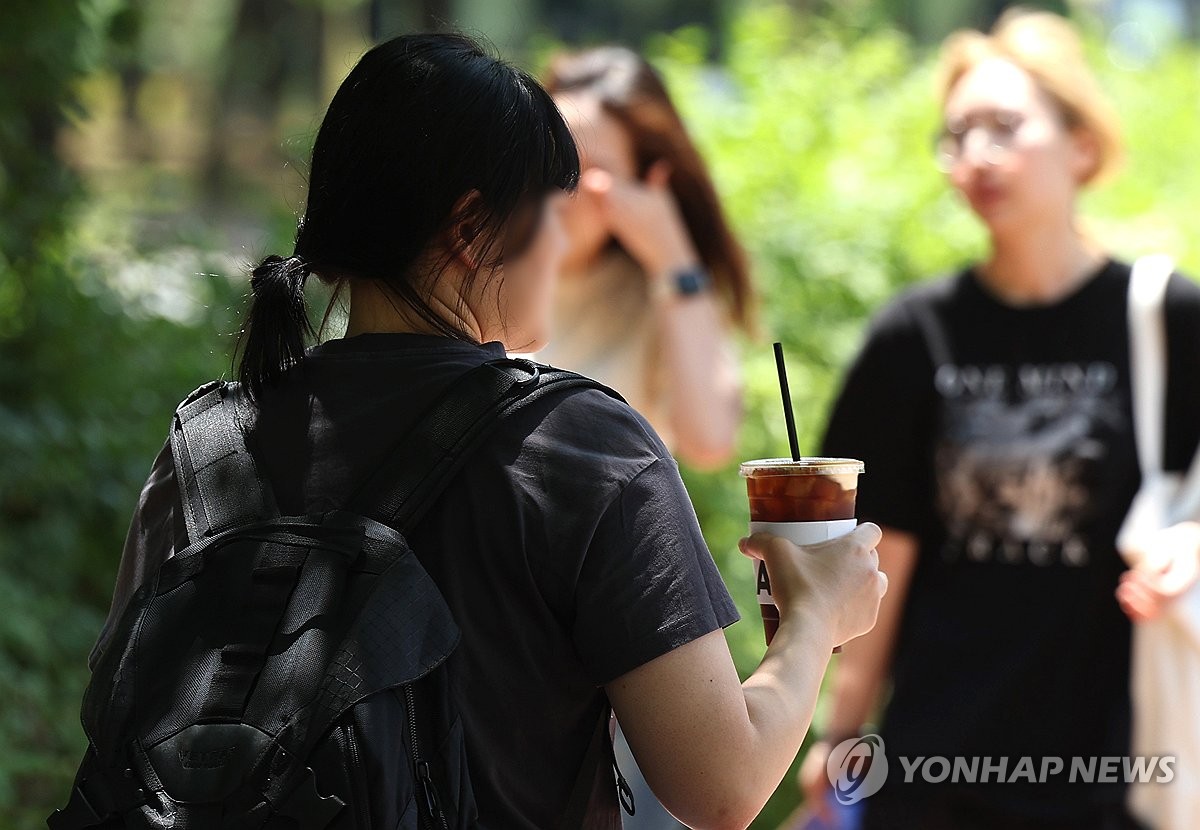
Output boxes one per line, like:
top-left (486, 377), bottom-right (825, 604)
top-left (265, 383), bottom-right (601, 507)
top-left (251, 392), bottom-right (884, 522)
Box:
top-left (443, 190), bottom-right (488, 270)
top-left (1070, 127), bottom-right (1101, 185)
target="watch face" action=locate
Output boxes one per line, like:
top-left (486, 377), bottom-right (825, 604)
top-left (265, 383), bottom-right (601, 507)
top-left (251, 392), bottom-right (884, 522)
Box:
top-left (676, 267), bottom-right (711, 296)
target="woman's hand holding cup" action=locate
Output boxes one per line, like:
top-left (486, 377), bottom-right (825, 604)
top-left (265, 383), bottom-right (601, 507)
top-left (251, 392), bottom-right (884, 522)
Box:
top-left (740, 523), bottom-right (887, 650)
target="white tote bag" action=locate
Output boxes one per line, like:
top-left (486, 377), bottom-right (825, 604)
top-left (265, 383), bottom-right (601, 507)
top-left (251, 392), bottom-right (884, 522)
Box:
top-left (1117, 254), bottom-right (1200, 830)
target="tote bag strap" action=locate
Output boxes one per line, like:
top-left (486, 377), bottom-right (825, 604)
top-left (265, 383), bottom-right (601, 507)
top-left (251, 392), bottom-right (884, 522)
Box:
top-left (1127, 254), bottom-right (1175, 482)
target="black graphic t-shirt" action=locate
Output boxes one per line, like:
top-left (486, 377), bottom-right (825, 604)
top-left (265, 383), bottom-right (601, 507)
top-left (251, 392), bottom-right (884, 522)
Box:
top-left (94, 333), bottom-right (739, 829)
top-left (822, 260), bottom-right (1200, 815)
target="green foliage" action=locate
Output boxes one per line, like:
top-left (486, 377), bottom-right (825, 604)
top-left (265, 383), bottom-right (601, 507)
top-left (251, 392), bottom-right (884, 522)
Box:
top-left (0, 3), bottom-right (246, 822)
top-left (0, 0), bottom-right (126, 823)
top-left (7, 3), bottom-right (1200, 828)
top-left (0, 222), bottom-right (243, 825)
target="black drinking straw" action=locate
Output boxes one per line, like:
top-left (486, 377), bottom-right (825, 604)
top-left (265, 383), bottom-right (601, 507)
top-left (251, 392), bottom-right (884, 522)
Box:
top-left (773, 342), bottom-right (801, 461)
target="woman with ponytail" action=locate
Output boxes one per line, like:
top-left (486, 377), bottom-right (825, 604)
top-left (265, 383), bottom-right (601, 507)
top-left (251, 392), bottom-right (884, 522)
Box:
top-left (87, 33), bottom-right (885, 828)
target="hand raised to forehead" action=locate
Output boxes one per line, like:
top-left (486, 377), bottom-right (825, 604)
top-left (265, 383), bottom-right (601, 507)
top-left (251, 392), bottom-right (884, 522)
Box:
top-left (579, 161), bottom-right (697, 278)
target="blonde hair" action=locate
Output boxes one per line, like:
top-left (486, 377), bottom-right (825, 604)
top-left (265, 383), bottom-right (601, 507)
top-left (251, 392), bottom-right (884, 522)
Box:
top-left (936, 8), bottom-right (1124, 184)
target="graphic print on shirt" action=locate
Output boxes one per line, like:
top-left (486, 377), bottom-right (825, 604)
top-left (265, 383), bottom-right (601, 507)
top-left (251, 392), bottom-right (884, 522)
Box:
top-left (933, 361), bottom-right (1126, 567)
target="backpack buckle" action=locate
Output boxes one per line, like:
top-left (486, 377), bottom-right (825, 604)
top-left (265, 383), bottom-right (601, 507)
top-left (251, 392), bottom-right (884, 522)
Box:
top-left (504, 358), bottom-right (541, 387)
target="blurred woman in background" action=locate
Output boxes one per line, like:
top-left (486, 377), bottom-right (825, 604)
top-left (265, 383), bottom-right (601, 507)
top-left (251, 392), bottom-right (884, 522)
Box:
top-left (542, 46), bottom-right (755, 830)
top-left (541, 47), bottom-right (754, 471)
top-left (805, 9), bottom-right (1200, 830)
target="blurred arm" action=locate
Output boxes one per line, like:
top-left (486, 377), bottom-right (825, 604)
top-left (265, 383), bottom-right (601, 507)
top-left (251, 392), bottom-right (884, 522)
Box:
top-left (820, 526), bottom-right (918, 743)
top-left (653, 280), bottom-right (742, 470)
top-left (594, 164), bottom-right (743, 470)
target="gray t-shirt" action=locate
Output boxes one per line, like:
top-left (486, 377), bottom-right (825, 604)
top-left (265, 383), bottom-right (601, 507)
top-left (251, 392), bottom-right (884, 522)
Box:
top-left (95, 332), bottom-right (739, 828)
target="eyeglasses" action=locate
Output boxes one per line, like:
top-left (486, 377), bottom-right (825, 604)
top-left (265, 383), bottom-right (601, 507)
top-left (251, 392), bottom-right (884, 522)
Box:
top-left (935, 110), bottom-right (1026, 173)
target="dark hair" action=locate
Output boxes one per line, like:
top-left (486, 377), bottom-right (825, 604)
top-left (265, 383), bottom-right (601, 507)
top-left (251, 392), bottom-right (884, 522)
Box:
top-left (238, 33), bottom-right (580, 399)
top-left (544, 46), bottom-right (754, 332)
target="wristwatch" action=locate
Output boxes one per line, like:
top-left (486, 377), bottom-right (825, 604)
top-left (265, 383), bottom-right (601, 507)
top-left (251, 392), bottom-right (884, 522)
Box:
top-left (653, 264), bottom-right (713, 301)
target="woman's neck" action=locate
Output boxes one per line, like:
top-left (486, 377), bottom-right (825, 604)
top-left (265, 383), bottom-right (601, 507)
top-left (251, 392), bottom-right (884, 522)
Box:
top-left (979, 220), bottom-right (1106, 307)
top-left (344, 278), bottom-right (483, 342)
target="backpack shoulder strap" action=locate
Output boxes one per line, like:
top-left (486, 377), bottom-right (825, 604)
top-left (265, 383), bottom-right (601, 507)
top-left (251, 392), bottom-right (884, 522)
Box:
top-left (170, 380), bottom-right (278, 545)
top-left (351, 358), bottom-right (621, 532)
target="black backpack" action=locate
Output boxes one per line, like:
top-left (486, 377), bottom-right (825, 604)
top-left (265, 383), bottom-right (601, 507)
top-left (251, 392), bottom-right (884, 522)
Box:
top-left (50, 358), bottom-right (631, 830)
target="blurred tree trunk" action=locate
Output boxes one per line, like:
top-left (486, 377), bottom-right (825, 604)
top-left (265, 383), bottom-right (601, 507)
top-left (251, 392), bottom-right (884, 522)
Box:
top-left (109, 0), bottom-right (151, 161)
top-left (201, 0), bottom-right (323, 206)
top-left (0, 0), bottom-right (92, 268)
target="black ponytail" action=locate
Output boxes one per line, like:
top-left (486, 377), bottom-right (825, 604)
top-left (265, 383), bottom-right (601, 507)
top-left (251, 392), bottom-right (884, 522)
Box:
top-left (238, 253), bottom-right (313, 400)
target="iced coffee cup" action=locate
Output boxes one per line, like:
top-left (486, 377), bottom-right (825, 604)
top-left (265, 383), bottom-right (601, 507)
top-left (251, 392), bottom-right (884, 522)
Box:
top-left (740, 458), bottom-right (865, 646)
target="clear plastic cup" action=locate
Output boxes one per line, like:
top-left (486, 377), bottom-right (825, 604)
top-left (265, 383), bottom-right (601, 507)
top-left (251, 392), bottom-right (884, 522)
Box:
top-left (740, 458), bottom-right (864, 645)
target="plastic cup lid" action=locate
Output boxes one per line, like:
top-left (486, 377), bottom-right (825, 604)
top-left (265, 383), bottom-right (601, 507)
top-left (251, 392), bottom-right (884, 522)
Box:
top-left (738, 457), bottom-right (865, 477)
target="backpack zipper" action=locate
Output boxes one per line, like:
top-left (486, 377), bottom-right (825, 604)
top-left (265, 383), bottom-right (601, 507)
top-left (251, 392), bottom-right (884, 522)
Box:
top-left (404, 684), bottom-right (449, 830)
top-left (343, 718), bottom-right (373, 830)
